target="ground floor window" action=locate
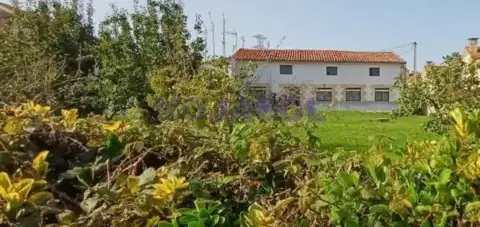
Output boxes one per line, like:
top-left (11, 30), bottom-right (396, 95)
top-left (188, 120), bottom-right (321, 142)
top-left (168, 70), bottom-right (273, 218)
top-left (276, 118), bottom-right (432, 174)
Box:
top-left (316, 88), bottom-right (333, 102)
top-left (375, 88), bottom-right (390, 101)
top-left (283, 86), bottom-right (301, 100)
top-left (281, 86), bottom-right (301, 106)
top-left (248, 86), bottom-right (268, 99)
top-left (345, 88), bottom-right (361, 101)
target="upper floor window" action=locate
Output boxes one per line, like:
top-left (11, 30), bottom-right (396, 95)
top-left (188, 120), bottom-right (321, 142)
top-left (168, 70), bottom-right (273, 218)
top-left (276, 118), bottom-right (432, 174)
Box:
top-left (326, 66), bottom-right (338, 76)
top-left (280, 65), bottom-right (293, 75)
top-left (369, 67), bottom-right (380, 76)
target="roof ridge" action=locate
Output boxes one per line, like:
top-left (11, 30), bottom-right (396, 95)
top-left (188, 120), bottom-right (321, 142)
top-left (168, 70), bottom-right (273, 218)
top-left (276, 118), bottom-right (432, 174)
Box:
top-left (236, 48), bottom-right (397, 54)
top-left (233, 48), bottom-right (406, 64)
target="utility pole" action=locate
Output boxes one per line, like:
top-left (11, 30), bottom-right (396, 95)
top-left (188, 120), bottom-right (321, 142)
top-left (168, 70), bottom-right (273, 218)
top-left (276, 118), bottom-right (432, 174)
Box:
top-left (413, 41), bottom-right (417, 77)
top-left (208, 12), bottom-right (215, 59)
top-left (203, 24), bottom-right (208, 57)
top-left (240, 36), bottom-right (246, 49)
top-left (222, 13), bottom-right (226, 57)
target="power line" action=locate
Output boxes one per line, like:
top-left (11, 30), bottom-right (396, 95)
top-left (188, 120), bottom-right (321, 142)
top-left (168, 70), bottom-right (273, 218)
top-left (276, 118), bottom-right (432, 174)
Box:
top-left (380, 42), bottom-right (415, 52)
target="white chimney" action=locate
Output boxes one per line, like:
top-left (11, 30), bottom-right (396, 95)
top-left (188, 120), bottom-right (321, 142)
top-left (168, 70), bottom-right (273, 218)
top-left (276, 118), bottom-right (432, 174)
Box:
top-left (468, 37), bottom-right (478, 53)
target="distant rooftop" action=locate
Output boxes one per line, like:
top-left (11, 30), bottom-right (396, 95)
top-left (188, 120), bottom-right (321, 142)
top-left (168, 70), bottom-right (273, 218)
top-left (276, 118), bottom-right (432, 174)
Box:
top-left (233, 48), bottom-right (406, 64)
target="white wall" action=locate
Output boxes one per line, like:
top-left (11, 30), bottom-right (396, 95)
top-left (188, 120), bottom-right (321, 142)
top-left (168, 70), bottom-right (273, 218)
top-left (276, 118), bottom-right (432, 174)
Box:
top-left (241, 61), bottom-right (404, 103)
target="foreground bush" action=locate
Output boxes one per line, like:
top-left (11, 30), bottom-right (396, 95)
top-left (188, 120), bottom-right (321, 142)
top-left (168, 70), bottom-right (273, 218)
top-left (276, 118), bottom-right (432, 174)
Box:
top-left (0, 101), bottom-right (323, 226)
top-left (3, 102), bottom-right (480, 226)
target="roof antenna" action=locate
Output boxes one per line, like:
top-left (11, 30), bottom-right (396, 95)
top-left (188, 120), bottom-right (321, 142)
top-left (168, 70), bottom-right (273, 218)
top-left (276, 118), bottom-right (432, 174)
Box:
top-left (240, 36), bottom-right (246, 49)
top-left (252, 34), bottom-right (267, 49)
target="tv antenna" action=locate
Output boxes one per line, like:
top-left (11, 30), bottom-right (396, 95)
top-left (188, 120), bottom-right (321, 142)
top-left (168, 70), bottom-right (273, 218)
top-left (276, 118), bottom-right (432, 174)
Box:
top-left (227, 29), bottom-right (238, 53)
top-left (252, 34), bottom-right (267, 49)
top-left (203, 24), bottom-right (209, 57)
top-left (240, 36), bottom-right (246, 49)
top-left (222, 13), bottom-right (226, 56)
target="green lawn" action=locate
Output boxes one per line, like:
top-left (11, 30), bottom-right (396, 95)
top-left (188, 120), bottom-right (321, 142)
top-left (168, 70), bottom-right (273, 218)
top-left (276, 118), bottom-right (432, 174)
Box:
top-left (315, 111), bottom-right (441, 151)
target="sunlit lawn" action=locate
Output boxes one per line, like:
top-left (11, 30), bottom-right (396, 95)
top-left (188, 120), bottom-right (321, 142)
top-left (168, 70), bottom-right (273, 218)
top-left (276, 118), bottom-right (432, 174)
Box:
top-left (315, 111), bottom-right (441, 151)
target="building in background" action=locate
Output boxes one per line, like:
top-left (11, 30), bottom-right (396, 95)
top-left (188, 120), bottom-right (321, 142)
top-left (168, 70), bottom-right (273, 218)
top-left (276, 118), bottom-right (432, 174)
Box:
top-left (0, 3), bottom-right (13, 26)
top-left (232, 48), bottom-right (406, 112)
top-left (463, 37), bottom-right (480, 64)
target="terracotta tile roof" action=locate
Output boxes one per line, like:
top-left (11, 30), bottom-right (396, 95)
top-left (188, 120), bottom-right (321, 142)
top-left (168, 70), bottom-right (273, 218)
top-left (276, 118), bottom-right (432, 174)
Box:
top-left (233, 48), bottom-right (406, 64)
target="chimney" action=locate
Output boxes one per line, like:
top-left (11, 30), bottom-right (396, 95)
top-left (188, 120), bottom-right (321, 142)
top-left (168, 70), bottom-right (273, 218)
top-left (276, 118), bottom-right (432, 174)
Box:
top-left (468, 37), bottom-right (478, 53)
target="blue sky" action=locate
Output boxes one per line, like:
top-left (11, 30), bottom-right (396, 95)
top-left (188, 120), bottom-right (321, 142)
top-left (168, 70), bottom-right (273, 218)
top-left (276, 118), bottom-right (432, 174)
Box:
top-left (3, 0), bottom-right (479, 71)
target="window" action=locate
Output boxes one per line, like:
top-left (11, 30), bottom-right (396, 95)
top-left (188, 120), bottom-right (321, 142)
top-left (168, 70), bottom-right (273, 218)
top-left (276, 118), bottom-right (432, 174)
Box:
top-left (283, 86), bottom-right (301, 104)
top-left (345, 88), bottom-right (361, 101)
top-left (249, 86), bottom-right (267, 99)
top-left (375, 88), bottom-right (389, 101)
top-left (316, 88), bottom-right (333, 102)
top-left (326, 66), bottom-right (338, 76)
top-left (369, 67), bottom-right (380, 76)
top-left (280, 65), bottom-right (293, 75)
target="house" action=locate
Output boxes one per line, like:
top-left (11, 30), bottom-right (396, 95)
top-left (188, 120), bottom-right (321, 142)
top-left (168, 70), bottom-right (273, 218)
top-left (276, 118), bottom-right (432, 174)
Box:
top-left (463, 37), bottom-right (480, 64)
top-left (0, 3), bottom-right (13, 26)
top-left (231, 48), bottom-right (407, 112)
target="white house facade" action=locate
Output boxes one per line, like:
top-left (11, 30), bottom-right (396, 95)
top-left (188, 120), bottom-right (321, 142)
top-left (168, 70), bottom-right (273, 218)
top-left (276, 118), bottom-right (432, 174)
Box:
top-left (232, 48), bottom-right (407, 112)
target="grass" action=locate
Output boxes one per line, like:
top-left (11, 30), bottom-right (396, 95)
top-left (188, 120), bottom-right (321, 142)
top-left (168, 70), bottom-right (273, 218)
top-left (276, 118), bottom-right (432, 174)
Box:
top-left (315, 111), bottom-right (441, 151)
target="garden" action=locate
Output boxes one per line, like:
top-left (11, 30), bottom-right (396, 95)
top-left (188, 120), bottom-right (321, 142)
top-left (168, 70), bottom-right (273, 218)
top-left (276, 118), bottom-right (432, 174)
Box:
top-left (2, 0), bottom-right (480, 227)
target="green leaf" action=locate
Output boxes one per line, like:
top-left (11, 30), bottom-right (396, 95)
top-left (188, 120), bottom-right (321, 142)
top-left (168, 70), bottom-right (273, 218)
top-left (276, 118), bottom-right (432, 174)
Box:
top-left (338, 171), bottom-right (360, 188)
top-left (157, 222), bottom-right (174, 227)
top-left (369, 204), bottom-right (389, 215)
top-left (187, 221), bottom-right (204, 227)
top-left (433, 212), bottom-right (447, 227)
top-left (406, 186), bottom-right (418, 204)
top-left (299, 218), bottom-right (310, 227)
top-left (105, 134), bottom-right (125, 162)
top-left (438, 169), bottom-right (452, 185)
top-left (81, 197), bottom-right (98, 213)
top-left (179, 215), bottom-right (198, 225)
top-left (415, 205), bottom-right (432, 213)
top-left (421, 219), bottom-right (432, 227)
top-left (76, 167), bottom-right (94, 187)
top-left (27, 192), bottom-right (54, 205)
top-left (139, 168), bottom-right (156, 186)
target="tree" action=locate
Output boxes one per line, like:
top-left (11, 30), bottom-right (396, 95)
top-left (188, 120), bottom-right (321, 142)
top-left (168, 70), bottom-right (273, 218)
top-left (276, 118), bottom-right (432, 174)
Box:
top-left (0, 0), bottom-right (97, 111)
top-left (96, 0), bottom-right (206, 115)
top-left (394, 52), bottom-right (480, 133)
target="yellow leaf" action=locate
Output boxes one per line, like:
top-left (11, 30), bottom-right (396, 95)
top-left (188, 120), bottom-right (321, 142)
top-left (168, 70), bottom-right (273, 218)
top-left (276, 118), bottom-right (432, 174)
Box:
top-left (145, 216), bottom-right (160, 227)
top-left (102, 121), bottom-right (122, 132)
top-left (32, 151), bottom-right (49, 177)
top-left (0, 172), bottom-right (11, 192)
top-left (127, 176), bottom-right (140, 193)
top-left (4, 192), bottom-right (20, 204)
top-left (3, 120), bottom-right (17, 135)
top-left (32, 180), bottom-right (48, 190)
top-left (57, 211), bottom-right (75, 225)
top-left (62, 109), bottom-right (78, 129)
top-left (13, 178), bottom-right (34, 200)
